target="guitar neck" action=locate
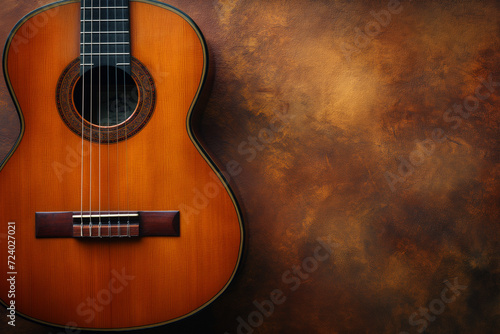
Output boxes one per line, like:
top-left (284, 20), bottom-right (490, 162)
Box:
top-left (80, 0), bottom-right (131, 74)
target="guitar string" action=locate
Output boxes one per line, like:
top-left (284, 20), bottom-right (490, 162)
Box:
top-left (107, 1), bottom-right (111, 236)
top-left (121, 0), bottom-right (129, 237)
top-left (80, 0), bottom-right (87, 237)
top-left (98, 0), bottom-right (102, 237)
top-left (89, 0), bottom-right (94, 237)
top-left (115, 0), bottom-right (120, 237)
top-left (123, 0), bottom-right (131, 237)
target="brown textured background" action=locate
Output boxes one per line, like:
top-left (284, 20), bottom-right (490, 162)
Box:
top-left (1, 0), bottom-right (499, 333)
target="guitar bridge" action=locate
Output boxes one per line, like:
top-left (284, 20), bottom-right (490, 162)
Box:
top-left (35, 211), bottom-right (180, 238)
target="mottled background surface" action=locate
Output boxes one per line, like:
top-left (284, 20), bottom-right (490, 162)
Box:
top-left (1, 0), bottom-right (499, 333)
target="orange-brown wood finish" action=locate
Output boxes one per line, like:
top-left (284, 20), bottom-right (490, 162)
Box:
top-left (0, 0), bottom-right (243, 330)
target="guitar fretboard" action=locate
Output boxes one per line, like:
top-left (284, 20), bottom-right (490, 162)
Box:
top-left (80, 0), bottom-right (131, 74)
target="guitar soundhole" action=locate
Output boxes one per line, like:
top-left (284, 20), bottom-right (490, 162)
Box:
top-left (56, 57), bottom-right (156, 143)
top-left (73, 67), bottom-right (139, 127)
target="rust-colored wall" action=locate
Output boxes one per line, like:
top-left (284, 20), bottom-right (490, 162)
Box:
top-left (1, 0), bottom-right (498, 333)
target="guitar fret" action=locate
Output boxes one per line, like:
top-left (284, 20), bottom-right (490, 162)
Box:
top-left (81, 53), bottom-right (130, 55)
top-left (82, 19), bottom-right (128, 22)
top-left (82, 12), bottom-right (128, 20)
top-left (81, 37), bottom-right (129, 43)
top-left (81, 31), bottom-right (129, 34)
top-left (82, 7), bottom-right (127, 9)
top-left (81, 42), bottom-right (129, 44)
top-left (82, 0), bottom-right (128, 6)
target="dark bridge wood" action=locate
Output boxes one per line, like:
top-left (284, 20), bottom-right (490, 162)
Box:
top-left (35, 211), bottom-right (180, 238)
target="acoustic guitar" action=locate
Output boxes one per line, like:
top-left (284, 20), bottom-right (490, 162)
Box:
top-left (0, 0), bottom-right (243, 330)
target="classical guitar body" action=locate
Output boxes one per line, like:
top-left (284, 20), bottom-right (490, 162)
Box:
top-left (0, 0), bottom-right (243, 330)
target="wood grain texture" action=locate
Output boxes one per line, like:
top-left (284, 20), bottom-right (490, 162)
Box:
top-left (0, 0), bottom-right (242, 330)
top-left (1, 0), bottom-right (499, 333)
